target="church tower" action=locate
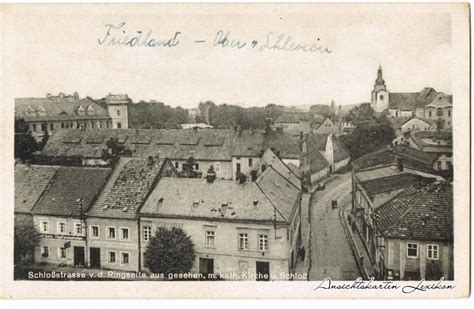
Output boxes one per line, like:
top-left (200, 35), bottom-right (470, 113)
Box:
top-left (371, 66), bottom-right (389, 112)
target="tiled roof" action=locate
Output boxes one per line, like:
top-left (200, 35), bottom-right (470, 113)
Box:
top-left (361, 173), bottom-right (433, 197)
top-left (88, 157), bottom-right (170, 219)
top-left (32, 166), bottom-right (111, 217)
top-left (15, 164), bottom-right (59, 214)
top-left (375, 181), bottom-right (453, 241)
top-left (389, 93), bottom-right (419, 111)
top-left (304, 133), bottom-right (329, 172)
top-left (287, 163), bottom-right (302, 178)
top-left (41, 129), bottom-right (236, 161)
top-left (254, 148), bottom-right (301, 189)
top-left (140, 166), bottom-right (301, 223)
top-left (15, 95), bottom-right (110, 122)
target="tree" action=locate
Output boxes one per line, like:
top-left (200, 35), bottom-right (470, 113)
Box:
top-left (14, 219), bottom-right (41, 264)
top-left (144, 227), bottom-right (196, 277)
top-left (101, 137), bottom-right (131, 163)
top-left (309, 104), bottom-right (336, 120)
top-left (346, 103), bottom-right (376, 126)
top-left (14, 118), bottom-right (39, 161)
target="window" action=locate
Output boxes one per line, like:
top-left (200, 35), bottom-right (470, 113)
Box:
top-left (117, 110), bottom-right (121, 116)
top-left (379, 94), bottom-right (384, 101)
top-left (239, 233), bottom-right (249, 250)
top-left (120, 228), bottom-right (129, 240)
top-left (248, 158), bottom-right (253, 167)
top-left (436, 108), bottom-right (443, 117)
top-left (205, 231), bottom-right (215, 248)
top-left (143, 226), bottom-right (151, 241)
top-left (429, 111), bottom-right (432, 118)
top-left (50, 123), bottom-right (54, 131)
top-left (175, 162), bottom-right (179, 169)
top-left (195, 163), bottom-right (200, 170)
top-left (58, 247), bottom-right (66, 259)
top-left (121, 252), bottom-right (130, 264)
top-left (214, 162), bottom-right (220, 172)
top-left (32, 124), bottom-right (37, 132)
top-left (258, 234), bottom-right (268, 251)
top-left (108, 251), bottom-right (116, 263)
top-left (407, 243), bottom-right (419, 258)
top-left (107, 227), bottom-right (116, 239)
top-left (427, 244), bottom-right (439, 260)
top-left (448, 110), bottom-right (451, 117)
top-left (437, 161), bottom-right (442, 170)
top-left (117, 122), bottom-right (122, 129)
top-left (41, 246), bottom-right (49, 258)
top-left (61, 122), bottom-right (65, 128)
top-left (57, 222), bottom-right (66, 234)
top-left (40, 221), bottom-right (49, 233)
top-left (90, 226), bottom-right (99, 239)
top-left (74, 222), bottom-right (84, 235)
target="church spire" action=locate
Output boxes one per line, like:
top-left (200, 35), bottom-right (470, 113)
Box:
top-left (375, 65), bottom-right (385, 86)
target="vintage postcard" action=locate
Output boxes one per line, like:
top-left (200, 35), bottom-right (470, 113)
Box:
top-left (0, 3), bottom-right (470, 298)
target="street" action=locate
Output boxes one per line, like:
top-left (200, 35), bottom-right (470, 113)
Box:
top-left (308, 171), bottom-right (361, 280)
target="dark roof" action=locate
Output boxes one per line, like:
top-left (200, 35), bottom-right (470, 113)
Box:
top-left (254, 148), bottom-right (301, 189)
top-left (352, 146), bottom-right (439, 174)
top-left (32, 167), bottom-right (111, 217)
top-left (361, 173), bottom-right (433, 196)
top-left (304, 133), bottom-right (329, 172)
top-left (375, 181), bottom-right (453, 241)
top-left (87, 157), bottom-right (171, 219)
top-left (426, 93), bottom-right (453, 108)
top-left (232, 129), bottom-right (301, 159)
top-left (140, 166), bottom-right (301, 223)
top-left (15, 95), bottom-right (110, 122)
top-left (389, 93), bottom-right (419, 111)
top-left (15, 164), bottom-right (59, 214)
top-left (409, 130), bottom-right (453, 150)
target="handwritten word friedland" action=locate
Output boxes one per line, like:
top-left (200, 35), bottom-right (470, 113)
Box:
top-left (98, 22), bottom-right (181, 48)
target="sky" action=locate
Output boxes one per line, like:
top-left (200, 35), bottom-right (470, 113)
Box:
top-left (3, 4), bottom-right (453, 109)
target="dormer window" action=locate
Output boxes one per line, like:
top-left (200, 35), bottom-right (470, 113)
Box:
top-left (37, 106), bottom-right (47, 116)
top-left (77, 106), bottom-right (86, 116)
top-left (26, 106), bottom-right (36, 116)
top-left (87, 105), bottom-right (95, 115)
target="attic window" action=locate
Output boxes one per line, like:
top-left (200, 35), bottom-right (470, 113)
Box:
top-left (77, 106), bottom-right (86, 116)
top-left (193, 200), bottom-right (200, 207)
top-left (37, 106), bottom-right (47, 116)
top-left (26, 106), bottom-right (36, 115)
top-left (87, 105), bottom-right (95, 115)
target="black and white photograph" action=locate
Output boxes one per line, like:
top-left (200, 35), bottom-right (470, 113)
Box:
top-left (1, 2), bottom-right (470, 299)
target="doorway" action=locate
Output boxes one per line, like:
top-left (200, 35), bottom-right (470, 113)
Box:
top-left (73, 246), bottom-right (85, 267)
top-left (256, 261), bottom-right (270, 281)
top-left (199, 258), bottom-right (214, 279)
top-left (89, 247), bottom-right (101, 269)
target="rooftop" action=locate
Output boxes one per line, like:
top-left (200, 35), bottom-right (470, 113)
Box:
top-left (14, 164), bottom-right (59, 214)
top-left (375, 181), bottom-right (453, 241)
top-left (140, 166), bottom-right (301, 223)
top-left (253, 148), bottom-right (301, 189)
top-left (32, 166), bottom-right (111, 217)
top-left (361, 173), bottom-right (433, 197)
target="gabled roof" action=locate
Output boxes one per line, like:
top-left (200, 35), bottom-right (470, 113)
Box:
top-left (426, 93), bottom-right (453, 109)
top-left (389, 93), bottom-right (419, 111)
top-left (361, 173), bottom-right (433, 197)
top-left (140, 166), bottom-right (301, 224)
top-left (409, 130), bottom-right (453, 150)
top-left (15, 95), bottom-right (110, 121)
top-left (88, 157), bottom-right (172, 219)
top-left (32, 167), bottom-right (111, 217)
top-left (375, 181), bottom-right (453, 241)
top-left (15, 164), bottom-right (59, 214)
top-left (254, 148), bottom-right (301, 189)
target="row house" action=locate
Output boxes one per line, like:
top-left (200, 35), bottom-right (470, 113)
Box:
top-left (139, 166), bottom-right (302, 280)
top-left (14, 92), bottom-right (122, 139)
top-left (373, 181), bottom-right (453, 280)
top-left (350, 146), bottom-right (445, 268)
top-left (86, 157), bottom-right (177, 271)
top-left (31, 166), bottom-right (111, 266)
top-left (39, 128), bottom-right (302, 181)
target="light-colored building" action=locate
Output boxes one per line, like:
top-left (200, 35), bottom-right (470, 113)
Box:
top-left (423, 93), bottom-right (453, 129)
top-left (407, 130), bottom-right (453, 172)
top-left (15, 92), bottom-right (113, 139)
top-left (139, 166), bottom-right (303, 280)
top-left (373, 181), bottom-right (453, 280)
top-left (31, 166), bottom-right (111, 267)
top-left (104, 93), bottom-right (131, 129)
top-left (86, 157), bottom-right (177, 271)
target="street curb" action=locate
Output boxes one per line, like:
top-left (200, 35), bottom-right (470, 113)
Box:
top-left (339, 202), bottom-right (369, 279)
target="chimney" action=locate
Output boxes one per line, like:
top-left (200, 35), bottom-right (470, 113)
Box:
top-left (253, 199), bottom-right (259, 206)
top-left (58, 92), bottom-right (65, 99)
top-left (147, 156), bottom-right (154, 166)
top-left (239, 174), bottom-right (247, 184)
top-left (74, 92), bottom-right (79, 101)
top-left (397, 157), bottom-right (404, 172)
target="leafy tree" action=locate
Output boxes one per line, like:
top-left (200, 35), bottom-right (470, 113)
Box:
top-left (14, 219), bottom-right (41, 264)
top-left (341, 113), bottom-right (395, 159)
top-left (144, 227), bottom-right (196, 277)
top-left (128, 101), bottom-right (189, 129)
top-left (101, 137), bottom-right (131, 163)
top-left (309, 104), bottom-right (336, 120)
top-left (346, 103), bottom-right (376, 126)
top-left (14, 118), bottom-right (39, 161)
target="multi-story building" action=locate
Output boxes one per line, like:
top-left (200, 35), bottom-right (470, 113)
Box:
top-left (15, 92), bottom-right (130, 139)
top-left (86, 157), bottom-right (177, 271)
top-left (373, 181), bottom-right (453, 280)
top-left (104, 93), bottom-right (131, 129)
top-left (407, 130), bottom-right (453, 172)
top-left (139, 166), bottom-right (302, 280)
top-left (31, 166), bottom-right (111, 266)
top-left (423, 93), bottom-right (453, 129)
top-left (350, 146), bottom-right (445, 267)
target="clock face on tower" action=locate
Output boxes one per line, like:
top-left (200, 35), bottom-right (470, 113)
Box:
top-left (379, 94), bottom-right (384, 101)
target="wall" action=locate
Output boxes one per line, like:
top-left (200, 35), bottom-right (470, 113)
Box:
top-left (334, 157), bottom-right (350, 172)
top-left (87, 217), bottom-right (139, 271)
top-left (173, 159), bottom-right (233, 180)
top-left (139, 217), bottom-right (291, 280)
top-left (232, 156), bottom-right (260, 179)
top-left (310, 167), bottom-right (330, 185)
top-left (401, 119), bottom-right (430, 133)
top-left (381, 238), bottom-right (453, 280)
top-left (107, 104), bottom-right (129, 129)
